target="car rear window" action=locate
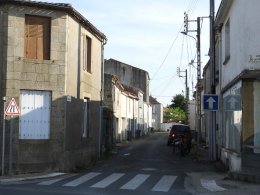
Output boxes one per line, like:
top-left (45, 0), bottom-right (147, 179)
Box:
top-left (171, 125), bottom-right (190, 132)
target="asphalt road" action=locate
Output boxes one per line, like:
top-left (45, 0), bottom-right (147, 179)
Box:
top-left (0, 132), bottom-right (219, 195)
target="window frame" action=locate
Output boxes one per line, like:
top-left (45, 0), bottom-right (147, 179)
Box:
top-left (83, 35), bottom-right (92, 73)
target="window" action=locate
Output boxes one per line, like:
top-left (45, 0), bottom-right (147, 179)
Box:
top-left (223, 18), bottom-right (230, 65)
top-left (83, 36), bottom-right (92, 73)
top-left (24, 15), bottom-right (51, 60)
top-left (82, 98), bottom-right (90, 138)
top-left (19, 90), bottom-right (51, 140)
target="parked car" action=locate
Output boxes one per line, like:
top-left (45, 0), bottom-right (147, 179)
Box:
top-left (167, 124), bottom-right (192, 148)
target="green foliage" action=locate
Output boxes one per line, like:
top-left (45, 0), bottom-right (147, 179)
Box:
top-left (169, 94), bottom-right (187, 111)
top-left (164, 94), bottom-right (188, 124)
top-left (163, 107), bottom-right (187, 123)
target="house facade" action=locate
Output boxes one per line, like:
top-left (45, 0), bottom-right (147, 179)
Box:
top-left (104, 58), bottom-right (152, 135)
top-left (103, 74), bottom-right (141, 147)
top-left (215, 0), bottom-right (260, 172)
top-left (0, 0), bottom-right (106, 174)
top-left (104, 58), bottom-right (150, 104)
top-left (150, 96), bottom-right (163, 131)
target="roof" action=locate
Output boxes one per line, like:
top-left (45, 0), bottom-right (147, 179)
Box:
top-left (215, 0), bottom-right (234, 26)
top-left (121, 84), bottom-right (139, 99)
top-left (0, 0), bottom-right (107, 42)
top-left (149, 96), bottom-right (160, 104)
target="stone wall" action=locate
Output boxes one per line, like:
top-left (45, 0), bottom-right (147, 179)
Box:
top-left (0, 3), bottom-right (103, 173)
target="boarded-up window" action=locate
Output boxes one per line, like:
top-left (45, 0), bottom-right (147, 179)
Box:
top-left (24, 15), bottom-right (51, 60)
top-left (19, 90), bottom-right (51, 140)
top-left (83, 35), bottom-right (92, 72)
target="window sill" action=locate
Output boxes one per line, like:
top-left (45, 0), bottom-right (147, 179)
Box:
top-left (23, 58), bottom-right (53, 64)
top-left (83, 70), bottom-right (92, 75)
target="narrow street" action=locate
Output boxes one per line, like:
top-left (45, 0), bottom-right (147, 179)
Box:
top-left (0, 133), bottom-right (215, 195)
top-left (0, 132), bottom-right (222, 195)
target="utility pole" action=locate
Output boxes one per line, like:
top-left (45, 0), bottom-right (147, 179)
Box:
top-left (196, 17), bottom-right (202, 143)
top-left (209, 0), bottom-right (216, 161)
top-left (182, 12), bottom-right (203, 143)
top-left (177, 68), bottom-right (189, 101)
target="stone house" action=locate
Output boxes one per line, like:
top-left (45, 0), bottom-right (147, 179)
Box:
top-left (0, 0), bottom-right (106, 174)
top-left (214, 0), bottom-right (260, 172)
top-left (104, 58), bottom-right (151, 135)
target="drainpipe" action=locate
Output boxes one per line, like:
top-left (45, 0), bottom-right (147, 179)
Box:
top-left (99, 37), bottom-right (107, 158)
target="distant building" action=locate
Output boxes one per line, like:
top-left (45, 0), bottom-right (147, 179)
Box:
top-left (150, 96), bottom-right (163, 131)
top-left (188, 100), bottom-right (196, 131)
top-left (104, 58), bottom-right (150, 103)
top-left (103, 74), bottom-right (140, 145)
top-left (104, 58), bottom-right (152, 135)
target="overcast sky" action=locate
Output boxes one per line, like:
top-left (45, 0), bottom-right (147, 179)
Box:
top-left (43, 0), bottom-right (221, 106)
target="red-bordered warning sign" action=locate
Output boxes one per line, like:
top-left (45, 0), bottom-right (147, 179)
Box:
top-left (5, 98), bottom-right (20, 115)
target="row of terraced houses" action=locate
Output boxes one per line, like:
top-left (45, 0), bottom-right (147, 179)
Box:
top-left (0, 0), bottom-right (163, 174)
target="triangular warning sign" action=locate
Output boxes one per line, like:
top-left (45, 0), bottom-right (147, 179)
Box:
top-left (5, 98), bottom-right (20, 115)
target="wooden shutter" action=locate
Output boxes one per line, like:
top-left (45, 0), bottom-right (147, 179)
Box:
top-left (24, 15), bottom-right (50, 60)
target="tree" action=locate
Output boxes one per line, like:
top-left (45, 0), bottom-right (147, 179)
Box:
top-left (163, 107), bottom-right (187, 123)
top-left (169, 94), bottom-right (187, 111)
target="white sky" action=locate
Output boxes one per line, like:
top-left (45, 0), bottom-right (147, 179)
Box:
top-left (43, 0), bottom-right (221, 106)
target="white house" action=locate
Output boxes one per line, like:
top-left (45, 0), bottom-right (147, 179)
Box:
top-left (104, 74), bottom-right (150, 144)
top-left (215, 0), bottom-right (260, 172)
top-left (150, 96), bottom-right (163, 131)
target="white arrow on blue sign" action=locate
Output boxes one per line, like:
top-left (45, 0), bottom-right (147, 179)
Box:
top-left (203, 94), bottom-right (219, 111)
top-left (223, 95), bottom-right (241, 111)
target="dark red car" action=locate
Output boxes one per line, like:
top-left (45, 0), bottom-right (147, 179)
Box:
top-left (167, 124), bottom-right (192, 148)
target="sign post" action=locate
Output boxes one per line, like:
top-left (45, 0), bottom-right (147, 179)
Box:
top-left (2, 97), bottom-right (6, 176)
top-left (5, 98), bottom-right (20, 176)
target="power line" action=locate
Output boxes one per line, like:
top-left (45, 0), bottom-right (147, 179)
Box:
top-left (150, 23), bottom-right (183, 82)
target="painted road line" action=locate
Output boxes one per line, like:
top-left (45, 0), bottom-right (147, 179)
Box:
top-left (120, 174), bottom-right (150, 190)
top-left (38, 174), bottom-right (75, 186)
top-left (38, 177), bottom-right (67, 186)
top-left (91, 173), bottom-right (125, 188)
top-left (200, 179), bottom-right (226, 192)
top-left (152, 175), bottom-right (177, 192)
top-left (63, 172), bottom-right (101, 187)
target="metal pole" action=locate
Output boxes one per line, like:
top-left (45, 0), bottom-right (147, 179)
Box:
top-left (196, 17), bottom-right (201, 143)
top-left (2, 97), bottom-right (6, 176)
top-left (185, 69), bottom-right (188, 101)
top-left (8, 115), bottom-right (13, 176)
top-left (209, 0), bottom-right (216, 161)
top-left (197, 17), bottom-right (201, 81)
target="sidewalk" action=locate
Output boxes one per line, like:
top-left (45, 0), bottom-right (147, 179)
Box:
top-left (195, 145), bottom-right (260, 184)
top-left (186, 144), bottom-right (260, 194)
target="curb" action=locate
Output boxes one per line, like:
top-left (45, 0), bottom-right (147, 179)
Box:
top-left (228, 171), bottom-right (260, 184)
top-left (0, 172), bottom-right (65, 183)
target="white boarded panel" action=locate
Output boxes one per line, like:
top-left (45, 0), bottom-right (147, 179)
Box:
top-left (19, 90), bottom-right (51, 139)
